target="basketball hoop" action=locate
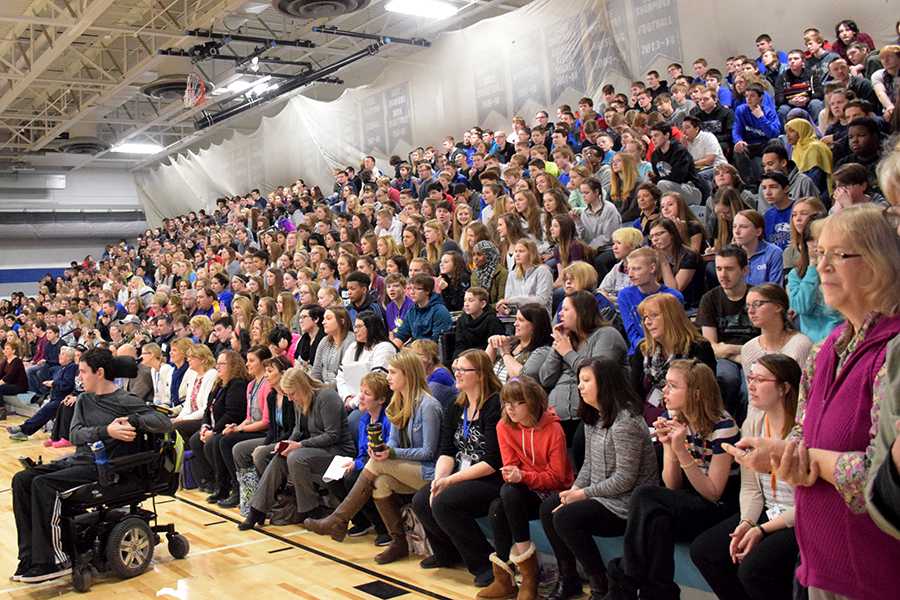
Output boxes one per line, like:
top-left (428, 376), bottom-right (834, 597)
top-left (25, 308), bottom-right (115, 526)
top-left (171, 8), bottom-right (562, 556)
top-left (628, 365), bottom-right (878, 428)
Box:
top-left (184, 73), bottom-right (206, 109)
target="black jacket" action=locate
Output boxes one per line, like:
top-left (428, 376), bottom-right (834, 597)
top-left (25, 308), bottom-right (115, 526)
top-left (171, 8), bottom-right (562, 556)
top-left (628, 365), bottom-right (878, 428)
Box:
top-left (203, 377), bottom-right (248, 432)
top-left (453, 308), bottom-right (506, 359)
top-left (263, 388), bottom-right (296, 445)
top-left (690, 104), bottom-right (735, 149)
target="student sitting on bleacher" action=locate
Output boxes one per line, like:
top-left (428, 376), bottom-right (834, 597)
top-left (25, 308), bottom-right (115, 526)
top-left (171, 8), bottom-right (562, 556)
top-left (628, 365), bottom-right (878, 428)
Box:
top-left (606, 360), bottom-right (739, 600)
top-left (452, 287), bottom-right (506, 360)
top-left (479, 377), bottom-right (573, 600)
top-left (412, 350), bottom-right (502, 588)
top-left (690, 354), bottom-right (800, 600)
top-left (539, 358), bottom-right (657, 600)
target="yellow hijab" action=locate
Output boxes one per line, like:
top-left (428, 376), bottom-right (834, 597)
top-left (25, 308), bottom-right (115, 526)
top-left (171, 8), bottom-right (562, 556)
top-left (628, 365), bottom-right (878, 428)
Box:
top-left (786, 118), bottom-right (833, 193)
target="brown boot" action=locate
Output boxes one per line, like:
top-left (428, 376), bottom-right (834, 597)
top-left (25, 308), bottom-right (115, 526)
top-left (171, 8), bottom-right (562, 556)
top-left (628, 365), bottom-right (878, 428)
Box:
top-left (304, 470), bottom-right (374, 542)
top-left (510, 543), bottom-right (538, 600)
top-left (373, 495), bottom-right (409, 564)
top-left (476, 553), bottom-right (518, 599)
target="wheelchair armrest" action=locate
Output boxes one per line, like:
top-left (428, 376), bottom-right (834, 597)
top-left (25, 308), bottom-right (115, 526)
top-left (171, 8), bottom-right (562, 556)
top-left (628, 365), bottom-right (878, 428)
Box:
top-left (59, 482), bottom-right (96, 500)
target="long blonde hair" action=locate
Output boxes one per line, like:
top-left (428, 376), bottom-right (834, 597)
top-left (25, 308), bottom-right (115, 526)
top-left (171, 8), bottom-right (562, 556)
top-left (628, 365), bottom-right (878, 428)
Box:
top-left (668, 359), bottom-right (723, 437)
top-left (609, 151), bottom-right (638, 204)
top-left (385, 351), bottom-right (430, 430)
top-left (638, 293), bottom-right (704, 357)
top-left (424, 220), bottom-right (445, 264)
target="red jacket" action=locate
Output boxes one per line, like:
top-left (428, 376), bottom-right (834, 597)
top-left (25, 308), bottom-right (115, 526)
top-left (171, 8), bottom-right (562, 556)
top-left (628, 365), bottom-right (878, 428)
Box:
top-left (496, 408), bottom-right (574, 491)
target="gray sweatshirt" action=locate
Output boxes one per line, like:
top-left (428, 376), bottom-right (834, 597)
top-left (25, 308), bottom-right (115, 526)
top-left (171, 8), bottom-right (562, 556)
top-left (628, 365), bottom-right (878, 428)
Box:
top-left (576, 199), bottom-right (622, 250)
top-left (576, 410), bottom-right (659, 519)
top-left (504, 264), bottom-right (554, 315)
top-left (69, 387), bottom-right (174, 463)
top-left (539, 326), bottom-right (628, 420)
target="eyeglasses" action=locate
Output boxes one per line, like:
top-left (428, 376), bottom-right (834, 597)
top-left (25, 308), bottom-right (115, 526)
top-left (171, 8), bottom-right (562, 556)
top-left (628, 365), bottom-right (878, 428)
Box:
top-left (452, 367), bottom-right (477, 374)
top-left (745, 300), bottom-right (773, 311)
top-left (747, 375), bottom-right (779, 385)
top-left (814, 248), bottom-right (862, 264)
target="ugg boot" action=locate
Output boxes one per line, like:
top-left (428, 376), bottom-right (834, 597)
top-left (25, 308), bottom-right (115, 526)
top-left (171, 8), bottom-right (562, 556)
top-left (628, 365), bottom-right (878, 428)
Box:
top-left (372, 495), bottom-right (409, 564)
top-left (475, 553), bottom-right (518, 599)
top-left (509, 543), bottom-right (538, 600)
top-left (304, 470), bottom-right (375, 542)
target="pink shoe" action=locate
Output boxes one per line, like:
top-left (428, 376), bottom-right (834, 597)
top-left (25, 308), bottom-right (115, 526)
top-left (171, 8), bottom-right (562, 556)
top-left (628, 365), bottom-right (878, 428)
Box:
top-left (51, 439), bottom-right (72, 448)
top-left (43, 439), bottom-right (54, 447)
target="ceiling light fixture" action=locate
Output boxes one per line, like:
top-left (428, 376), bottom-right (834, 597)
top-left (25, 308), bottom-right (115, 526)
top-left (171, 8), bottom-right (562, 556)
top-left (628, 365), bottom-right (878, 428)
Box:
top-left (385, 0), bottom-right (459, 19)
top-left (110, 142), bottom-right (165, 154)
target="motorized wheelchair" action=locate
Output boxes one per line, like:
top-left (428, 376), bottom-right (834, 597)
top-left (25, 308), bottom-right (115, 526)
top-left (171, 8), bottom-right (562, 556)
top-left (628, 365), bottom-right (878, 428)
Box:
top-left (57, 427), bottom-right (190, 593)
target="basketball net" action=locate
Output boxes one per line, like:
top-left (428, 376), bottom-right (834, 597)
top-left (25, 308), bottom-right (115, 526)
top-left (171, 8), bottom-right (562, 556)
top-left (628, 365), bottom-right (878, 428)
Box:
top-left (184, 73), bottom-right (206, 109)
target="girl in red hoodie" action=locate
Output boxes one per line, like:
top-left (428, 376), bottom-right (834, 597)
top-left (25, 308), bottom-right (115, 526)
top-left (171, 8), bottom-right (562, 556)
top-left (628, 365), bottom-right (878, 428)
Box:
top-left (478, 376), bottom-right (574, 600)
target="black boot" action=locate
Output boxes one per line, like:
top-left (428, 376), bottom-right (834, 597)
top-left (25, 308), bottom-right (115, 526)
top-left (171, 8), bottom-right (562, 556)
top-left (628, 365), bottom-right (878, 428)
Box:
top-left (547, 556), bottom-right (582, 600)
top-left (238, 507), bottom-right (266, 531)
top-left (603, 558), bottom-right (638, 600)
top-left (588, 573), bottom-right (609, 599)
top-left (206, 485), bottom-right (228, 503)
top-left (217, 486), bottom-right (240, 508)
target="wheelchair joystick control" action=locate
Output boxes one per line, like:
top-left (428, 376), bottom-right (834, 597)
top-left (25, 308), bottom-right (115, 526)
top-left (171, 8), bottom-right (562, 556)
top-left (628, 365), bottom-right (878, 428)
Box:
top-left (91, 440), bottom-right (117, 486)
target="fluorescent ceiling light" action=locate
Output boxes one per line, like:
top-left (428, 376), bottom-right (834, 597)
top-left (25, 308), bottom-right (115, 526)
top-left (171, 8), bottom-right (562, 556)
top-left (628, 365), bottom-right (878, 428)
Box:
top-left (110, 142), bottom-right (165, 154)
top-left (227, 75), bottom-right (271, 94)
top-left (385, 0), bottom-right (459, 19)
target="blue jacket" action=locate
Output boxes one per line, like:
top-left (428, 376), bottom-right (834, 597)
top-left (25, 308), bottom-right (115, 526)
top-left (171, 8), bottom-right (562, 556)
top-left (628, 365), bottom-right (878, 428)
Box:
top-left (394, 293), bottom-right (453, 342)
top-left (49, 362), bottom-right (78, 403)
top-left (618, 285), bottom-right (684, 355)
top-left (427, 367), bottom-right (458, 410)
top-left (747, 240), bottom-right (784, 286)
top-left (355, 407), bottom-right (392, 471)
top-left (786, 265), bottom-right (844, 344)
top-left (733, 101), bottom-right (781, 146)
top-left (387, 393), bottom-right (443, 480)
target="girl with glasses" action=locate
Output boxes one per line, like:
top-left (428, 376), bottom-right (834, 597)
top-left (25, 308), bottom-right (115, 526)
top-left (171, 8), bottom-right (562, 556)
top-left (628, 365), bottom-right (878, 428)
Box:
top-left (412, 350), bottom-right (503, 588)
top-left (606, 359), bottom-right (739, 600)
top-left (691, 354), bottom-right (801, 600)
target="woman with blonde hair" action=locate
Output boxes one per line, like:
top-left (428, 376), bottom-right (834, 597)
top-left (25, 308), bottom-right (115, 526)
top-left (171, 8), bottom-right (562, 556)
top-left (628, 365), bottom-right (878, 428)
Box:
top-left (230, 295), bottom-right (256, 335)
top-left (243, 366), bottom-right (354, 527)
top-left (275, 291), bottom-right (299, 331)
top-left (497, 238), bottom-right (554, 316)
top-left (609, 152), bottom-right (641, 221)
top-left (606, 360), bottom-right (739, 600)
top-left (189, 315), bottom-right (213, 345)
top-left (256, 296), bottom-right (277, 319)
top-left (452, 202), bottom-right (474, 243)
top-left (249, 315), bottom-right (276, 348)
top-left (783, 197), bottom-right (826, 273)
top-left (305, 351), bottom-right (443, 564)
top-left (412, 350), bottom-right (504, 587)
top-left (377, 235), bottom-right (401, 263)
top-left (600, 227), bottom-right (645, 301)
top-left (631, 293), bottom-right (716, 424)
top-left (173, 343), bottom-right (218, 439)
top-left (423, 219), bottom-right (462, 268)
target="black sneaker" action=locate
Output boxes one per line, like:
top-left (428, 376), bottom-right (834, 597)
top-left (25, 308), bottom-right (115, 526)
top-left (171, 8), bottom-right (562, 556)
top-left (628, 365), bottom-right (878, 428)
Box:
top-left (217, 490), bottom-right (240, 508)
top-left (347, 523), bottom-right (374, 537)
top-left (206, 490), bottom-right (227, 504)
top-left (9, 560), bottom-right (29, 582)
top-left (419, 555), bottom-right (458, 569)
top-left (19, 563), bottom-right (71, 584)
top-left (374, 533), bottom-right (392, 547)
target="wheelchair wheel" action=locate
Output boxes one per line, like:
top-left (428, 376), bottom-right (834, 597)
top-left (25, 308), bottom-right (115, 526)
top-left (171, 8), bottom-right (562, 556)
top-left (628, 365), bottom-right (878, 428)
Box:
top-left (167, 533), bottom-right (190, 559)
top-left (106, 517), bottom-right (155, 579)
top-left (72, 566), bottom-right (93, 593)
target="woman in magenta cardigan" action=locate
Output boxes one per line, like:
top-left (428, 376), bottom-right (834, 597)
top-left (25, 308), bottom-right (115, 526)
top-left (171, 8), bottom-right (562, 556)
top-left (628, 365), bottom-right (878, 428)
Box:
top-left (729, 205), bottom-right (900, 600)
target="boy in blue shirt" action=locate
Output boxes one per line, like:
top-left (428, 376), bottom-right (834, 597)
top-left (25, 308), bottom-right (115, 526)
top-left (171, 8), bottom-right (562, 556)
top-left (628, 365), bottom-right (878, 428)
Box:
top-left (617, 248), bottom-right (685, 354)
top-left (760, 171), bottom-right (794, 249)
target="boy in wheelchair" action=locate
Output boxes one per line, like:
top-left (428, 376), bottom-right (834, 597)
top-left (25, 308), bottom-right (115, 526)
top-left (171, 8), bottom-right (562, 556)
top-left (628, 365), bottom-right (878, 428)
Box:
top-left (11, 348), bottom-right (174, 584)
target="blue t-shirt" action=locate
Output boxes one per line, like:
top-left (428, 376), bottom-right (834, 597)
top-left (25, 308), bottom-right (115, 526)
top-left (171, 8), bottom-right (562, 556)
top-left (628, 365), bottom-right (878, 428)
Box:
top-left (764, 202), bottom-right (794, 250)
top-left (747, 240), bottom-right (784, 286)
top-left (618, 285), bottom-right (685, 354)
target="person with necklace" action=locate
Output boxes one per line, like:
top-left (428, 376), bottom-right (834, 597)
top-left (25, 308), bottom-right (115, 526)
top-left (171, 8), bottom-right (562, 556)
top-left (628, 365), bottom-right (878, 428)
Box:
top-left (412, 350), bottom-right (504, 588)
top-left (691, 354), bottom-right (801, 600)
top-left (740, 284), bottom-right (812, 422)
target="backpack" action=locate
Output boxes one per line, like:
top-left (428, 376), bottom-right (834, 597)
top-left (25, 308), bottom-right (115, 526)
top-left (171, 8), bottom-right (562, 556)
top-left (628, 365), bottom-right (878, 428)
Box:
top-left (401, 503), bottom-right (432, 557)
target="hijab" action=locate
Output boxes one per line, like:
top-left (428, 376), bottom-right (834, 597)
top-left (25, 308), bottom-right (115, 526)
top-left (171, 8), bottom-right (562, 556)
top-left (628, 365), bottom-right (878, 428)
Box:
top-left (786, 118), bottom-right (833, 193)
top-left (472, 240), bottom-right (500, 289)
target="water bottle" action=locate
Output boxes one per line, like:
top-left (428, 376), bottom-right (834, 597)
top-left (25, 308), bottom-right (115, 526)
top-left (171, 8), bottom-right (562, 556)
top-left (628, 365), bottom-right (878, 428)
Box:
top-left (91, 440), bottom-right (115, 486)
top-left (367, 422), bottom-right (385, 454)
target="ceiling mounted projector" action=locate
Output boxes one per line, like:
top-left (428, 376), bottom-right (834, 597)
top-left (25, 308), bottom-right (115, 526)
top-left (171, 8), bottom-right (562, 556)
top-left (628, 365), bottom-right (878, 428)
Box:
top-left (271, 0), bottom-right (371, 19)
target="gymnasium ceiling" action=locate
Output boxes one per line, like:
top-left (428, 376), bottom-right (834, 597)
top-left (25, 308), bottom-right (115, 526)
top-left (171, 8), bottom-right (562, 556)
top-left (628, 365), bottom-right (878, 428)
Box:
top-left (0, 0), bottom-right (532, 172)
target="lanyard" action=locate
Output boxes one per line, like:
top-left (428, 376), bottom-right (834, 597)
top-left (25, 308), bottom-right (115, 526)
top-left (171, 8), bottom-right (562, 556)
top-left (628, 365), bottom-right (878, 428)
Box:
top-left (764, 415), bottom-right (777, 500)
top-left (462, 405), bottom-right (478, 440)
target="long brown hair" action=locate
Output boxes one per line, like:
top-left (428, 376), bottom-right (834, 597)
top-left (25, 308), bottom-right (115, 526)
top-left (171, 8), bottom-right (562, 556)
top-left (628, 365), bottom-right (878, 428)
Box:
top-left (454, 349), bottom-right (502, 410)
top-left (499, 376), bottom-right (547, 426)
top-left (667, 359), bottom-right (723, 437)
top-left (754, 354), bottom-right (800, 438)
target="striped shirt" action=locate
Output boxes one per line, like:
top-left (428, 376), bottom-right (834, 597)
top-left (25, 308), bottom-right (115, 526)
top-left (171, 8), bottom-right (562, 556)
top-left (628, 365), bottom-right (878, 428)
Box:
top-left (664, 410), bottom-right (740, 476)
